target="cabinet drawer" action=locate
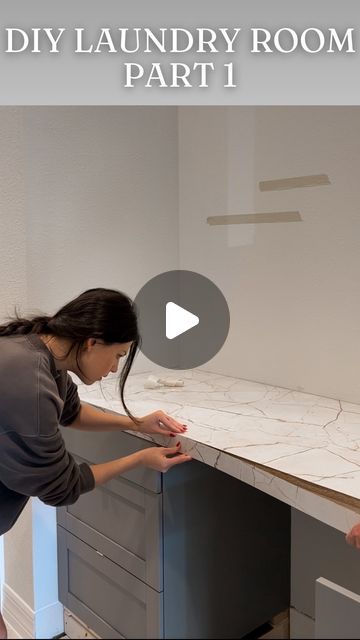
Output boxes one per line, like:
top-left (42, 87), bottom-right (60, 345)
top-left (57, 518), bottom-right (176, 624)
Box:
top-left (291, 509), bottom-right (360, 619)
top-left (61, 424), bottom-right (161, 493)
top-left (315, 577), bottom-right (360, 639)
top-left (57, 466), bottom-right (163, 591)
top-left (57, 527), bottom-right (163, 640)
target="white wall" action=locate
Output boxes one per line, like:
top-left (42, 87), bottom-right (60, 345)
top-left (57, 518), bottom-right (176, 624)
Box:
top-left (179, 106), bottom-right (360, 403)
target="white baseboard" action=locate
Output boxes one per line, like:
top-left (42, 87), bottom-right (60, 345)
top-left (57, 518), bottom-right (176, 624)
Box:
top-left (2, 584), bottom-right (34, 639)
top-left (2, 583), bottom-right (64, 639)
top-left (4, 622), bottom-right (22, 640)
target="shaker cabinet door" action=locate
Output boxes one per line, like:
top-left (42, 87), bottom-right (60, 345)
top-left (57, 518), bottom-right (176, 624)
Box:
top-left (58, 527), bottom-right (163, 639)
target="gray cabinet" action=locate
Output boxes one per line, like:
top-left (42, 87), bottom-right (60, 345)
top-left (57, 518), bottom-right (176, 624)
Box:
top-left (58, 428), bottom-right (291, 638)
top-left (315, 577), bottom-right (360, 639)
top-left (291, 509), bottom-right (360, 638)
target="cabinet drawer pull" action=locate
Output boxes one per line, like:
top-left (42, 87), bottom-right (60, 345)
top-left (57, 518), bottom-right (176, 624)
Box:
top-left (96, 550), bottom-right (104, 558)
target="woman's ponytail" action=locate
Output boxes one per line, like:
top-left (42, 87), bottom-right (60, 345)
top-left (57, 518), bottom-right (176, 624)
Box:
top-left (0, 314), bottom-right (52, 336)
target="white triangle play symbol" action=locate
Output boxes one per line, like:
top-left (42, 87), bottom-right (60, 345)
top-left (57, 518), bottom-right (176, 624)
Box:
top-left (166, 302), bottom-right (199, 340)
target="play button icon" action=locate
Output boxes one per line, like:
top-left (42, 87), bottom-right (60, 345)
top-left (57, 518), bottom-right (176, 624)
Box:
top-left (166, 302), bottom-right (199, 339)
top-left (133, 270), bottom-right (230, 369)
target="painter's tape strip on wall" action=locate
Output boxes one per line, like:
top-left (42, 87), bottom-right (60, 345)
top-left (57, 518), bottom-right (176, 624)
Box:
top-left (207, 211), bottom-right (302, 225)
top-left (259, 174), bottom-right (330, 191)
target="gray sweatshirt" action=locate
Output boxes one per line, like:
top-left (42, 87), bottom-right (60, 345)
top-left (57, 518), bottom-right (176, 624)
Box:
top-left (0, 333), bottom-right (95, 535)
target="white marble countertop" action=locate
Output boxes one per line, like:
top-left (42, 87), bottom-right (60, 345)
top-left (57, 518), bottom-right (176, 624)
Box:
top-left (75, 368), bottom-right (360, 533)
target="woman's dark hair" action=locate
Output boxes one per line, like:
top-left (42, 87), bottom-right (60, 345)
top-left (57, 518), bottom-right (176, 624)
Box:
top-left (0, 288), bottom-right (141, 424)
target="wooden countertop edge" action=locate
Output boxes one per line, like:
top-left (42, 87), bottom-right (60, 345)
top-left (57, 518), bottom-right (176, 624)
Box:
top-left (240, 456), bottom-right (360, 514)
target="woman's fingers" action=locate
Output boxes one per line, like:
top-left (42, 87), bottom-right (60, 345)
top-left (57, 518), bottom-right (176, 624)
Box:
top-left (163, 443), bottom-right (192, 468)
top-left (158, 412), bottom-right (188, 433)
top-left (345, 523), bottom-right (360, 549)
top-left (164, 443), bottom-right (182, 453)
top-left (142, 443), bottom-right (192, 472)
top-left (346, 534), bottom-right (360, 548)
top-left (167, 453), bottom-right (192, 466)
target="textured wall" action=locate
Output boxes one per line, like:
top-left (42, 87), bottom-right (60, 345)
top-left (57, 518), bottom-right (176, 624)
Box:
top-left (23, 106), bottom-right (179, 313)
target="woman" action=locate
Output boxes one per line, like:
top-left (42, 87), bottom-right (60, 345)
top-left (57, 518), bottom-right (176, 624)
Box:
top-left (0, 288), bottom-right (191, 639)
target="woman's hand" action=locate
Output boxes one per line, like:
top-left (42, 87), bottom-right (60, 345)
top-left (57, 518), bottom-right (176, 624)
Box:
top-left (345, 523), bottom-right (360, 549)
top-left (135, 410), bottom-right (188, 437)
top-left (140, 442), bottom-right (192, 472)
top-left (90, 442), bottom-right (192, 486)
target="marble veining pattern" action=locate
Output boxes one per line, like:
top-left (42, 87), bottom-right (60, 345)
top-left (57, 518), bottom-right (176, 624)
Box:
top-left (73, 369), bottom-right (360, 532)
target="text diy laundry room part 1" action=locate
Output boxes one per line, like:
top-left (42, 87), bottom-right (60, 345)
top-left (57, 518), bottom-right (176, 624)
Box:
top-left (2, 25), bottom-right (356, 89)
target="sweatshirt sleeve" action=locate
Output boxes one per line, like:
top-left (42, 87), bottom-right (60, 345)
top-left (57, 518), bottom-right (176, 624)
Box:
top-left (0, 349), bottom-right (94, 506)
top-left (0, 429), bottom-right (95, 506)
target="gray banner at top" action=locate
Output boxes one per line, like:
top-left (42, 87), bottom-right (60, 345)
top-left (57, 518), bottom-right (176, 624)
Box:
top-left (0, 0), bottom-right (359, 104)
